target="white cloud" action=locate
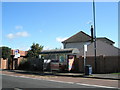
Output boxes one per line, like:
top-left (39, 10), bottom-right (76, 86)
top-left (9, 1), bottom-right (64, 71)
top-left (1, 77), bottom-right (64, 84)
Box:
top-left (6, 31), bottom-right (30, 39)
top-left (18, 46), bottom-right (30, 51)
top-left (43, 46), bottom-right (53, 50)
top-left (56, 37), bottom-right (68, 42)
top-left (16, 31), bottom-right (29, 37)
top-left (15, 25), bottom-right (23, 30)
top-left (6, 33), bottom-right (15, 39)
top-left (87, 20), bottom-right (93, 25)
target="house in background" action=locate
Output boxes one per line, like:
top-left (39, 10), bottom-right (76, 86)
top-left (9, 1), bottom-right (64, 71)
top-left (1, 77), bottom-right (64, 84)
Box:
top-left (62, 31), bottom-right (119, 56)
top-left (0, 49), bottom-right (27, 70)
top-left (10, 49), bottom-right (27, 70)
top-left (39, 31), bottom-right (119, 73)
top-left (61, 31), bottom-right (119, 73)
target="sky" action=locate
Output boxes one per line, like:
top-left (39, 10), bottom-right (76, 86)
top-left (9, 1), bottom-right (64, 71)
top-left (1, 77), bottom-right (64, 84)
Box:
top-left (1, 2), bottom-right (118, 51)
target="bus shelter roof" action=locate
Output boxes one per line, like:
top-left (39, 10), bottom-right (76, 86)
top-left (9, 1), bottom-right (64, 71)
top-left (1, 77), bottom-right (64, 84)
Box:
top-left (39, 48), bottom-right (80, 54)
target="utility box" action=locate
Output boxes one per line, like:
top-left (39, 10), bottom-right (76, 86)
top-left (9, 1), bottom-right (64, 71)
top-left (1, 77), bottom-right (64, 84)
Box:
top-left (85, 65), bottom-right (92, 75)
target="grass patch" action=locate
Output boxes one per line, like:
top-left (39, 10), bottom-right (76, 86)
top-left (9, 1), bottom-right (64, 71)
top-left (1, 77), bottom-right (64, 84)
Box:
top-left (111, 73), bottom-right (120, 74)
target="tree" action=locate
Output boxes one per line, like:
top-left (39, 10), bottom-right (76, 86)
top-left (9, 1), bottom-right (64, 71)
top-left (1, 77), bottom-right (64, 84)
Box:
top-left (54, 47), bottom-right (62, 50)
top-left (0, 46), bottom-right (11, 59)
top-left (27, 43), bottom-right (43, 58)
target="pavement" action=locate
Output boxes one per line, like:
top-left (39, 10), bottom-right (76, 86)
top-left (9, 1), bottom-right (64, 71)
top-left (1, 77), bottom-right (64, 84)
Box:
top-left (54, 72), bottom-right (119, 80)
top-left (1, 69), bottom-right (120, 80)
top-left (86, 73), bottom-right (119, 80)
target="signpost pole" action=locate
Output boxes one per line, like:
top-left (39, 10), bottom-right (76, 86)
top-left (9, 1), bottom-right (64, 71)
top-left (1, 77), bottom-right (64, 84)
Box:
top-left (84, 45), bottom-right (87, 75)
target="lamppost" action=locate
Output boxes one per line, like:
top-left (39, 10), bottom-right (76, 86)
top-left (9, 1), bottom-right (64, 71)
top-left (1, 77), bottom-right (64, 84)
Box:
top-left (92, 0), bottom-right (97, 73)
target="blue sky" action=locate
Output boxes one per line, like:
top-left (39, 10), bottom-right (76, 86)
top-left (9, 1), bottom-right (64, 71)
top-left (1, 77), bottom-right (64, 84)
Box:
top-left (2, 2), bottom-right (118, 50)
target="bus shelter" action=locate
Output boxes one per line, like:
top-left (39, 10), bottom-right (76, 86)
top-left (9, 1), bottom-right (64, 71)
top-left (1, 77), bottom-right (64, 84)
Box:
top-left (39, 48), bottom-right (80, 72)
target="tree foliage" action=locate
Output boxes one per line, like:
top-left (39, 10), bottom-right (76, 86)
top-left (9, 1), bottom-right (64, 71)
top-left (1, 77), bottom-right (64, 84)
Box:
top-left (55, 47), bottom-right (62, 49)
top-left (27, 43), bottom-right (43, 58)
top-left (0, 46), bottom-right (11, 59)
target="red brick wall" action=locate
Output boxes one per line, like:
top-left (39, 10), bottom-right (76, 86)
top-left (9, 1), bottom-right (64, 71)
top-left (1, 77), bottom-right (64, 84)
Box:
top-left (11, 49), bottom-right (27, 56)
top-left (0, 58), bottom-right (8, 69)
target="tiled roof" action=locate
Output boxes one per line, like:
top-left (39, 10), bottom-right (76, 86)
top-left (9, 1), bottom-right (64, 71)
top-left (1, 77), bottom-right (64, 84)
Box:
top-left (62, 31), bottom-right (115, 45)
top-left (62, 31), bottom-right (91, 43)
top-left (97, 37), bottom-right (115, 44)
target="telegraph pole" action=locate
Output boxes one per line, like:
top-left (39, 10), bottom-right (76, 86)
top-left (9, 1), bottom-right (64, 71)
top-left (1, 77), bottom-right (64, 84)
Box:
top-left (93, 0), bottom-right (97, 73)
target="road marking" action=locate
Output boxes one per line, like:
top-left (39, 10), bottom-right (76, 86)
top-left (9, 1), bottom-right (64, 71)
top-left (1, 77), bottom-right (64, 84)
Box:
top-left (45, 79), bottom-right (74, 84)
top-left (76, 83), bottom-right (118, 89)
top-left (1, 74), bottom-right (118, 89)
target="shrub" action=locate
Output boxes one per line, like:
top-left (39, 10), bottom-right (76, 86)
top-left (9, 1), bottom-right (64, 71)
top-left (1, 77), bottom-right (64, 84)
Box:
top-left (18, 58), bottom-right (30, 70)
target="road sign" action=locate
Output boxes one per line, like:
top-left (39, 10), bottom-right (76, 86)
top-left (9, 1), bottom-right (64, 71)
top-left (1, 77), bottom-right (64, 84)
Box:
top-left (84, 44), bottom-right (87, 75)
top-left (14, 49), bottom-right (20, 58)
top-left (84, 45), bottom-right (87, 52)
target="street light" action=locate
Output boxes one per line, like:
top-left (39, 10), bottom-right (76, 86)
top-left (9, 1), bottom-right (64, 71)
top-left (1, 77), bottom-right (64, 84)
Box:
top-left (92, 0), bottom-right (97, 73)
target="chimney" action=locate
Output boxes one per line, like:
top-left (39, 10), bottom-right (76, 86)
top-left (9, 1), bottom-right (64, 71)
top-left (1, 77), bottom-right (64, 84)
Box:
top-left (91, 25), bottom-right (94, 42)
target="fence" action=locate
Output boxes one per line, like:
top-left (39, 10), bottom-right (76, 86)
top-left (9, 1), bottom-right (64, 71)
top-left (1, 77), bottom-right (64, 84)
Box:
top-left (73, 55), bottom-right (120, 73)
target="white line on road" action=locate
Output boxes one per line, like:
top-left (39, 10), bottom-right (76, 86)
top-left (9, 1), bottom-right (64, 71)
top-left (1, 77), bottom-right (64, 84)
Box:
top-left (46, 79), bottom-right (74, 84)
top-left (1, 74), bottom-right (118, 89)
top-left (76, 83), bottom-right (118, 89)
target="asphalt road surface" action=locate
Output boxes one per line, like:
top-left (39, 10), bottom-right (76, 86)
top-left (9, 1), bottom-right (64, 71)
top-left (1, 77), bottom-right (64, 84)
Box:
top-left (1, 74), bottom-right (117, 89)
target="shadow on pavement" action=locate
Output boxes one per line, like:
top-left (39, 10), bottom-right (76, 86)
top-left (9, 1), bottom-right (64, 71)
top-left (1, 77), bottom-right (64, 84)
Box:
top-left (2, 69), bottom-right (84, 77)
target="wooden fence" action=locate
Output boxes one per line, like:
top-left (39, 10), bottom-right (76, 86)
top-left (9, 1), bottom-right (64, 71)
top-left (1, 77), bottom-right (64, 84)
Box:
top-left (73, 56), bottom-right (120, 73)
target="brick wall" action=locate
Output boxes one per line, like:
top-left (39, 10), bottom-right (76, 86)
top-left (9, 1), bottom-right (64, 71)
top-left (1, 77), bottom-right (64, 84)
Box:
top-left (0, 58), bottom-right (8, 69)
top-left (11, 50), bottom-right (27, 56)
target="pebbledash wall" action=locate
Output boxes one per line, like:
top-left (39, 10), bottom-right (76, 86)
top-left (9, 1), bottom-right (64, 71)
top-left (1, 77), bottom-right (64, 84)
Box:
top-left (0, 50), bottom-right (27, 70)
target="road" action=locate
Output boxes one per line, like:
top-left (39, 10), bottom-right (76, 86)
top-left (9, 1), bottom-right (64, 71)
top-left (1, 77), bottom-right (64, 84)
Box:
top-left (1, 74), bottom-right (114, 89)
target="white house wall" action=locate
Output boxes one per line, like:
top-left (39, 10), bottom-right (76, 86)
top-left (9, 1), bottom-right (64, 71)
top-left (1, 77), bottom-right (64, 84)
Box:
top-left (63, 40), bottom-right (119, 56)
top-left (64, 42), bottom-right (90, 56)
top-left (87, 40), bottom-right (119, 56)
top-left (64, 42), bottom-right (88, 49)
